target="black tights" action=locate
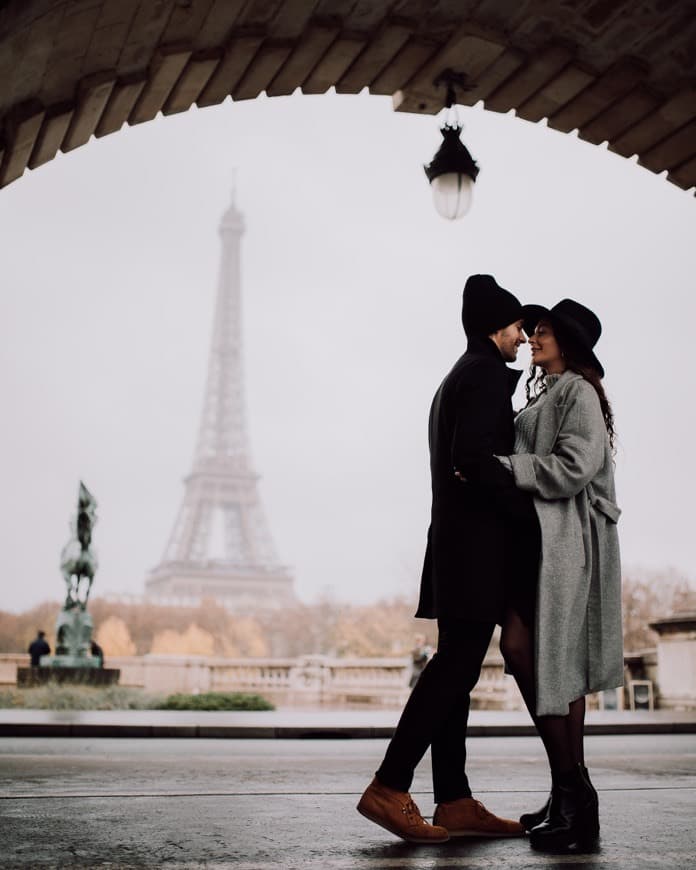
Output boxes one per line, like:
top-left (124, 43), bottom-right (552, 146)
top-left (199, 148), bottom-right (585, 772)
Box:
top-left (500, 607), bottom-right (586, 778)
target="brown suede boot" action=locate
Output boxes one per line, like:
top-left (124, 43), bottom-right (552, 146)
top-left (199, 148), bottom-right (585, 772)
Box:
top-left (357, 777), bottom-right (449, 843)
top-left (433, 797), bottom-right (526, 837)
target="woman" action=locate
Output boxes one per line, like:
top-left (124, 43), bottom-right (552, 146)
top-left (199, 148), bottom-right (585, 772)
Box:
top-left (497, 298), bottom-right (623, 854)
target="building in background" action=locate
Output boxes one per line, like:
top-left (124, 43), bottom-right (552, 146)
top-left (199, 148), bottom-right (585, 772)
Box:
top-left (145, 193), bottom-right (295, 611)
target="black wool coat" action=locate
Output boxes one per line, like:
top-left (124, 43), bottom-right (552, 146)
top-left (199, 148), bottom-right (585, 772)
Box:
top-left (416, 336), bottom-right (531, 623)
top-left (28, 638), bottom-right (50, 666)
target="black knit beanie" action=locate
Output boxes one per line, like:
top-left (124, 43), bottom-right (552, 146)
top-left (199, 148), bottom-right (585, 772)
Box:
top-left (461, 274), bottom-right (523, 338)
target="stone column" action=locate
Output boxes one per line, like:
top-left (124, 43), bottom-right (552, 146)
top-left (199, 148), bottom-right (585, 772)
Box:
top-left (649, 612), bottom-right (696, 710)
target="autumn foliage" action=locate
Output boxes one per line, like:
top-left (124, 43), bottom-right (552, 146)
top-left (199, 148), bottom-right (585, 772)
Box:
top-left (1, 569), bottom-right (693, 659)
top-left (0, 595), bottom-right (432, 659)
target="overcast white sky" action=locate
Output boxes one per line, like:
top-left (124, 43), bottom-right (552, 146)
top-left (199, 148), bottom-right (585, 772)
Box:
top-left (1, 90), bottom-right (694, 614)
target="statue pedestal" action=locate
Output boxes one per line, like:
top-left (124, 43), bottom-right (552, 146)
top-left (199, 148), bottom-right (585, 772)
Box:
top-left (54, 609), bottom-right (94, 658)
top-left (43, 654), bottom-right (99, 668)
top-left (16, 667), bottom-right (120, 688)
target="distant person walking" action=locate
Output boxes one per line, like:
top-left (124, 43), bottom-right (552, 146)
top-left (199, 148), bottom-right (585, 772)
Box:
top-left (357, 274), bottom-right (535, 843)
top-left (496, 299), bottom-right (623, 853)
top-left (408, 634), bottom-right (432, 689)
top-left (28, 630), bottom-right (50, 667)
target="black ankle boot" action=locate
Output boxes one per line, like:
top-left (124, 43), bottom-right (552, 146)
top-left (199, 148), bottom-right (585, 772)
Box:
top-left (529, 765), bottom-right (600, 853)
top-left (520, 792), bottom-right (551, 832)
top-left (522, 766), bottom-right (599, 834)
top-left (581, 764), bottom-right (600, 827)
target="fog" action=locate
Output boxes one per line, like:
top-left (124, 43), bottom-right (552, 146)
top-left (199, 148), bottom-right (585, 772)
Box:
top-left (0, 91), bottom-right (694, 613)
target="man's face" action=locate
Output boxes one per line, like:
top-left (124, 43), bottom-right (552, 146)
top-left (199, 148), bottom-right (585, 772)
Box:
top-left (490, 319), bottom-right (526, 362)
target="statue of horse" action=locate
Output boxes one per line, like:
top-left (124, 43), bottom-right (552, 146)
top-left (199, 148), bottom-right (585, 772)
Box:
top-left (60, 482), bottom-right (98, 611)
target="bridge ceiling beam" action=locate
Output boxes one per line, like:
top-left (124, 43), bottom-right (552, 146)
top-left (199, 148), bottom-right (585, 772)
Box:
top-left (0, 0), bottom-right (694, 193)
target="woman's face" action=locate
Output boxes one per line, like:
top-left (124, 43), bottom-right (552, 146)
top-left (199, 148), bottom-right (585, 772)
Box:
top-left (529, 320), bottom-right (565, 373)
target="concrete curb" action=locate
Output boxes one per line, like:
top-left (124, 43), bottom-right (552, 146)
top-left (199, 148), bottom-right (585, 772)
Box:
top-left (2, 721), bottom-right (695, 738)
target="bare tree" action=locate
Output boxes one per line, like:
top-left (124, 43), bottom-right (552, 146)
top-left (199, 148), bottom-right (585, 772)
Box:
top-left (622, 567), bottom-right (696, 651)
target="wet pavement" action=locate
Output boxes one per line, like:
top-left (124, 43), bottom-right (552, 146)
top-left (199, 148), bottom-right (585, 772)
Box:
top-left (1, 733), bottom-right (694, 868)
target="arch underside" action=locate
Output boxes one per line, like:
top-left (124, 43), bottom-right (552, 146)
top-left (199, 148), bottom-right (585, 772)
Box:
top-left (0, 0), bottom-right (694, 192)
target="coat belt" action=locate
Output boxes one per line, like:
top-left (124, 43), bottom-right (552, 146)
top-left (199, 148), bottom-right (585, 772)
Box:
top-left (589, 493), bottom-right (621, 524)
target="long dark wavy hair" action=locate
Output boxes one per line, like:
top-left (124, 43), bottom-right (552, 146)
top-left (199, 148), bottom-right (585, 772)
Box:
top-left (525, 319), bottom-right (616, 451)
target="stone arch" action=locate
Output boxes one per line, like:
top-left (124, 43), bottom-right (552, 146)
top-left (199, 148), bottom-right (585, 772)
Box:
top-left (0, 0), bottom-right (695, 192)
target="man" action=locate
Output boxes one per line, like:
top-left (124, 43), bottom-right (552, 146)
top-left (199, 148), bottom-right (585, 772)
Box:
top-left (28, 630), bottom-right (50, 667)
top-left (357, 274), bottom-right (534, 843)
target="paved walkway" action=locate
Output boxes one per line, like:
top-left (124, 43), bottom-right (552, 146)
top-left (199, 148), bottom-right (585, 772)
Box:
top-left (1, 708), bottom-right (695, 738)
top-left (1, 732), bottom-right (694, 868)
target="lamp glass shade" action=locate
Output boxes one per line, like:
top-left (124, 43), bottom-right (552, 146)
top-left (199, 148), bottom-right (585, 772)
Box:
top-left (431, 172), bottom-right (474, 220)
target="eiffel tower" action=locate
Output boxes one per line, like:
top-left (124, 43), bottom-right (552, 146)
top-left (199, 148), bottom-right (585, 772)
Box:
top-left (145, 191), bottom-right (295, 611)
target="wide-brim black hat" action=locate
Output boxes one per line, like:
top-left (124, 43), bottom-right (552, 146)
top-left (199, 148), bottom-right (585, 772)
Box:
top-left (522, 298), bottom-right (604, 378)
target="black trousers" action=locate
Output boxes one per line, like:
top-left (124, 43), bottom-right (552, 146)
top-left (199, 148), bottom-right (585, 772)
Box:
top-left (375, 618), bottom-right (495, 804)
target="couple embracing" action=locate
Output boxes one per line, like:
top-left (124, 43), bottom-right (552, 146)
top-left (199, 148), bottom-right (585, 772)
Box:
top-left (358, 274), bottom-right (623, 854)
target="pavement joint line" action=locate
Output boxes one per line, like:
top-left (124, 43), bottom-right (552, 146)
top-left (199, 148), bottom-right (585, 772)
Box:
top-left (2, 785), bottom-right (694, 800)
top-left (143, 857), bottom-right (694, 869)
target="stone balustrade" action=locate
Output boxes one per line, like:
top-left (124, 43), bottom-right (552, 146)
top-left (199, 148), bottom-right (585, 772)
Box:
top-left (0, 651), bottom-right (522, 709)
top-left (2, 647), bottom-right (674, 709)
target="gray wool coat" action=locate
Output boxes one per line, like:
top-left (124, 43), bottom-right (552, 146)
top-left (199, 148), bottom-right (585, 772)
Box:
top-left (509, 371), bottom-right (624, 716)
